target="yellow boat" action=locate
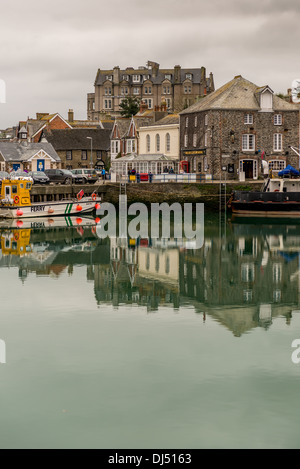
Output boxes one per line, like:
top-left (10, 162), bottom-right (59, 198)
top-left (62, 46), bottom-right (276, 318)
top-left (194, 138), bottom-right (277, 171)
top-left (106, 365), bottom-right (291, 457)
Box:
top-left (0, 179), bottom-right (101, 219)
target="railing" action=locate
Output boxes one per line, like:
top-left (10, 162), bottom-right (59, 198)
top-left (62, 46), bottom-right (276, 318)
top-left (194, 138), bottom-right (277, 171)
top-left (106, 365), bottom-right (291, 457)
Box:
top-left (116, 173), bottom-right (214, 183)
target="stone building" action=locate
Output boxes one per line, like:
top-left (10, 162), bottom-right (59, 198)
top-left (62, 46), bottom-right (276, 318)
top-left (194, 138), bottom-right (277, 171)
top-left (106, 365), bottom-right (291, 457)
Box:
top-left (87, 60), bottom-right (214, 120)
top-left (179, 75), bottom-right (300, 180)
top-left (42, 128), bottom-right (111, 170)
top-left (0, 142), bottom-right (61, 172)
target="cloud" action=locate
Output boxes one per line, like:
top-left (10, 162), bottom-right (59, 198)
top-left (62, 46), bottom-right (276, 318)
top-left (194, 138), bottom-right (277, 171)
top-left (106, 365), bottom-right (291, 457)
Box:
top-left (0, 0), bottom-right (299, 128)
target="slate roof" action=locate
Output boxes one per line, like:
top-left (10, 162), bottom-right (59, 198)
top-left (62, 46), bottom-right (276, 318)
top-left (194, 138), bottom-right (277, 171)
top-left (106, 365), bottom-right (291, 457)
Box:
top-left (180, 76), bottom-right (299, 114)
top-left (0, 142), bottom-right (60, 162)
top-left (43, 129), bottom-right (111, 151)
top-left (146, 114), bottom-right (179, 126)
top-left (113, 116), bottom-right (153, 138)
top-left (95, 66), bottom-right (211, 86)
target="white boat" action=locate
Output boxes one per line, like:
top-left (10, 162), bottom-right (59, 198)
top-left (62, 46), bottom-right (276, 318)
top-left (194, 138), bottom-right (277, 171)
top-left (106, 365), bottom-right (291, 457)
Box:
top-left (0, 178), bottom-right (101, 219)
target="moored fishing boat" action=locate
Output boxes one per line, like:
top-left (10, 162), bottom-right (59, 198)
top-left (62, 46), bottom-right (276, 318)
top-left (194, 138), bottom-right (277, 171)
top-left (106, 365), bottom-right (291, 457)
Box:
top-left (228, 175), bottom-right (300, 216)
top-left (0, 178), bottom-right (101, 219)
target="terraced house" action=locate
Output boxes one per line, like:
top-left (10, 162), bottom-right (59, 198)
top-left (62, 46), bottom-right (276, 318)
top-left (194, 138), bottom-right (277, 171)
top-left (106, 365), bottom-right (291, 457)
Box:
top-left (180, 75), bottom-right (300, 180)
top-left (87, 60), bottom-right (214, 120)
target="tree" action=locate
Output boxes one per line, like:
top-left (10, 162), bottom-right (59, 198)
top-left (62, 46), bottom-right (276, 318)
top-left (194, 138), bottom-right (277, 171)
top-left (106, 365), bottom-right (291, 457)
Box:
top-left (119, 97), bottom-right (140, 118)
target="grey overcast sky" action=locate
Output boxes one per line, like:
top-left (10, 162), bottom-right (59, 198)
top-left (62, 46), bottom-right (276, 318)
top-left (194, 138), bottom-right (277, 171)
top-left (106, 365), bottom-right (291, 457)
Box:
top-left (0, 0), bottom-right (299, 129)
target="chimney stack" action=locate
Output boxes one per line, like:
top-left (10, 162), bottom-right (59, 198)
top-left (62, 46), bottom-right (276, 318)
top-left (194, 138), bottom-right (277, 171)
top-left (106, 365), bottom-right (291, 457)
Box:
top-left (68, 109), bottom-right (74, 122)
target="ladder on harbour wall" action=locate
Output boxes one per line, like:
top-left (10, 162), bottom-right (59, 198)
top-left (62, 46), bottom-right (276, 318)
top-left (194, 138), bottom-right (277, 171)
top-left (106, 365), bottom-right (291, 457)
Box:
top-left (119, 178), bottom-right (127, 238)
top-left (219, 180), bottom-right (228, 214)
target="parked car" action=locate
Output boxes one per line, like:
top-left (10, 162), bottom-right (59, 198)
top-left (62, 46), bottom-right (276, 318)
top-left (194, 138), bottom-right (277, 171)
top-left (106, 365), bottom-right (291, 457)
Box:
top-left (10, 171), bottom-right (33, 182)
top-left (0, 171), bottom-right (9, 183)
top-left (44, 169), bottom-right (84, 185)
top-left (71, 168), bottom-right (99, 184)
top-left (28, 171), bottom-right (50, 185)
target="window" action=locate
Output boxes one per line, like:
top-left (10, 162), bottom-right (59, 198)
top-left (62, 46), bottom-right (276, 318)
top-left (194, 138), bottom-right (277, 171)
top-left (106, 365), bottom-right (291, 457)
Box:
top-left (132, 75), bottom-right (140, 83)
top-left (148, 86), bottom-right (152, 94)
top-left (194, 116), bottom-right (198, 127)
top-left (166, 133), bottom-right (170, 152)
top-left (156, 134), bottom-right (160, 152)
top-left (105, 75), bottom-right (112, 81)
top-left (241, 263), bottom-right (255, 282)
top-left (146, 135), bottom-right (150, 152)
top-left (186, 73), bottom-right (192, 80)
top-left (166, 98), bottom-right (171, 109)
top-left (165, 74), bottom-right (172, 80)
top-left (193, 133), bottom-right (197, 147)
top-left (184, 86), bottom-right (192, 94)
top-left (204, 132), bottom-right (208, 147)
top-left (144, 98), bottom-right (153, 109)
top-left (274, 114), bottom-right (282, 125)
top-left (268, 160), bottom-right (285, 171)
top-left (163, 86), bottom-right (170, 95)
top-left (122, 75), bottom-right (129, 81)
top-left (205, 114), bottom-right (208, 126)
top-left (144, 86), bottom-right (148, 94)
top-left (185, 117), bottom-right (189, 128)
top-left (127, 140), bottom-right (132, 154)
top-left (244, 114), bottom-right (253, 124)
top-left (133, 87), bottom-right (140, 95)
top-left (66, 150), bottom-right (72, 160)
top-left (274, 133), bottom-right (282, 151)
top-left (104, 99), bottom-right (112, 109)
top-left (242, 134), bottom-right (255, 151)
top-left (81, 150), bottom-right (87, 160)
top-left (273, 263), bottom-right (282, 283)
top-left (184, 134), bottom-right (188, 147)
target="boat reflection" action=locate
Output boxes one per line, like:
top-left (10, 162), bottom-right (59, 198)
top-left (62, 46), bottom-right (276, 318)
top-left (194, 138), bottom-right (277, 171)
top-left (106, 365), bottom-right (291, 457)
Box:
top-left (1, 216), bottom-right (300, 336)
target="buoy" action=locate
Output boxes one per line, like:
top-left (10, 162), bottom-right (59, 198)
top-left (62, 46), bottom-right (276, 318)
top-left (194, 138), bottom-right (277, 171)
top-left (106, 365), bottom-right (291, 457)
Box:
top-left (48, 207), bottom-right (54, 214)
top-left (95, 203), bottom-right (100, 210)
top-left (16, 220), bottom-right (23, 228)
top-left (95, 217), bottom-right (101, 224)
top-left (16, 209), bottom-right (23, 217)
top-left (76, 218), bottom-right (83, 225)
top-left (76, 205), bottom-right (82, 212)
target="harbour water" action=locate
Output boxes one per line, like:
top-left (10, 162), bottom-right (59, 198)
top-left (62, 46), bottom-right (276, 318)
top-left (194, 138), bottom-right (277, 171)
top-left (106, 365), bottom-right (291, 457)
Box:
top-left (0, 212), bottom-right (300, 448)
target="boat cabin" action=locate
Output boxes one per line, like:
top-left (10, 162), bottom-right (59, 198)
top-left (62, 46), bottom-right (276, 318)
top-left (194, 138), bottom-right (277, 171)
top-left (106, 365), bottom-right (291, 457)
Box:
top-left (264, 178), bottom-right (300, 193)
top-left (1, 229), bottom-right (31, 256)
top-left (0, 179), bottom-right (32, 206)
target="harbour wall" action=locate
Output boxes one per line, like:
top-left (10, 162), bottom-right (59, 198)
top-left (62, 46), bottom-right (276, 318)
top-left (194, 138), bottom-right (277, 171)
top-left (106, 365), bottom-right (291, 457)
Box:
top-left (31, 181), bottom-right (263, 211)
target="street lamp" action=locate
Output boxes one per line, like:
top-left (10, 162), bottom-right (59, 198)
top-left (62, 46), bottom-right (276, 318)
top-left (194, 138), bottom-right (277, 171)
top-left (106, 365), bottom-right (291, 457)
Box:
top-left (86, 137), bottom-right (93, 168)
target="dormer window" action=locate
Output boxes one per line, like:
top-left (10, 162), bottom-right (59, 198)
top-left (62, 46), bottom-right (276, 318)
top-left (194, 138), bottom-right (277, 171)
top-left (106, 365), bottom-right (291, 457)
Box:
top-left (132, 75), bottom-right (141, 83)
top-left (259, 87), bottom-right (273, 111)
top-left (186, 73), bottom-right (192, 80)
top-left (122, 75), bottom-right (129, 81)
top-left (165, 74), bottom-right (172, 80)
top-left (105, 75), bottom-right (113, 81)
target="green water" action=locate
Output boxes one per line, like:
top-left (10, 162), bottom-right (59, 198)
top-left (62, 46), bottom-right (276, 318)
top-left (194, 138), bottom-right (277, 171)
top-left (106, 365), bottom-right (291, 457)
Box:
top-left (1, 213), bottom-right (300, 449)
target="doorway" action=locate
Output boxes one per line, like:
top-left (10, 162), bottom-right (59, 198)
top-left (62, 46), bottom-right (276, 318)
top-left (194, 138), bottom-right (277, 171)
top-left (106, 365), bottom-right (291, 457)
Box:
top-left (240, 159), bottom-right (258, 179)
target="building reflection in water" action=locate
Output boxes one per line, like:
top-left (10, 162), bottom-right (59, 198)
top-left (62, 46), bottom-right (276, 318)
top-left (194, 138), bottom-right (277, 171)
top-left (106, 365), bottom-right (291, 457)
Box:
top-left (1, 215), bottom-right (300, 336)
